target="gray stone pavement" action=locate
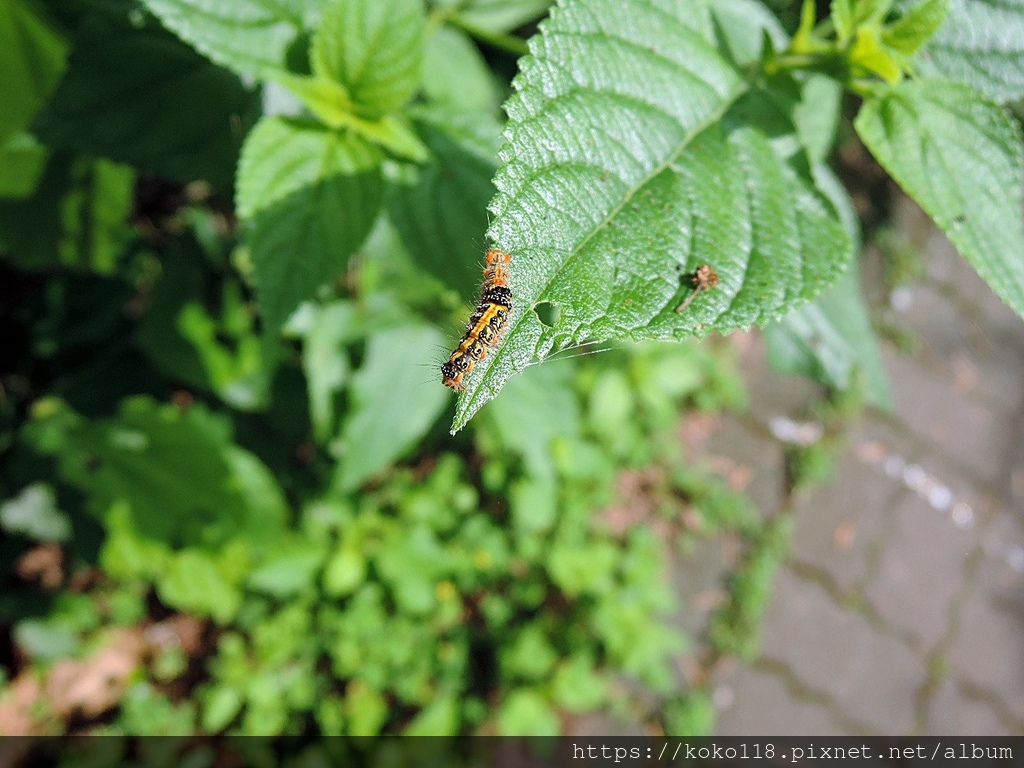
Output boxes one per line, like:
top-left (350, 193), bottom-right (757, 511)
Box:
top-left (691, 199), bottom-right (1024, 736)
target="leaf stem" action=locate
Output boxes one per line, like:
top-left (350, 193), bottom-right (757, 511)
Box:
top-left (764, 52), bottom-right (821, 74)
top-left (445, 14), bottom-right (530, 57)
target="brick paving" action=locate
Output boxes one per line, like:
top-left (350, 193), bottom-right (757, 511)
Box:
top-left (704, 199), bottom-right (1024, 736)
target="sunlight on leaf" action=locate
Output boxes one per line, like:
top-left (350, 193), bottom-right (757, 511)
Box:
top-left (449, 0), bottom-right (850, 432)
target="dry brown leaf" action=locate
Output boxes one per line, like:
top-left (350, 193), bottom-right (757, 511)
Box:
top-left (45, 629), bottom-right (144, 719)
top-left (15, 545), bottom-right (64, 591)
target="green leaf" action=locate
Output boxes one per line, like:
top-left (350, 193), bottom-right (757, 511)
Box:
top-left (849, 24), bottom-right (903, 82)
top-left (764, 164), bottom-right (893, 409)
top-left (139, 0), bottom-right (312, 76)
top-left (793, 0), bottom-right (821, 50)
top-left (227, 460), bottom-right (289, 553)
top-left (30, 396), bottom-right (285, 549)
top-left (159, 548), bottom-right (243, 623)
top-left (236, 117), bottom-right (384, 335)
top-left (791, 74), bottom-right (842, 164)
top-left (663, 689), bottom-right (715, 736)
top-left (234, 116), bottom-right (354, 218)
top-left (423, 25), bottom-right (501, 113)
top-left (856, 0), bottom-right (895, 24)
top-left (0, 0), bottom-right (68, 146)
top-left (58, 159), bottom-right (135, 274)
top-left (135, 242), bottom-right (269, 407)
top-left (450, 0), bottom-right (850, 431)
top-left (552, 655), bottom-right (607, 712)
top-left (388, 107), bottom-right (500, 296)
top-left (510, 476), bottom-right (557, 534)
top-left (333, 324), bottom-right (449, 490)
top-left (0, 132), bottom-right (48, 199)
top-left (101, 502), bottom-right (172, 581)
top-left (322, 542), bottom-right (367, 596)
top-left (176, 300), bottom-right (269, 411)
top-left (268, 70), bottom-right (354, 123)
top-left (311, 0), bottom-right (426, 118)
top-left (765, 264), bottom-right (893, 408)
top-left (202, 686), bottom-right (244, 732)
top-left (500, 625), bottom-right (558, 680)
top-left (374, 525), bottom-right (446, 613)
top-left (303, 301), bottom-right (354, 443)
top-left (34, 12), bottom-right (260, 190)
top-left (0, 155), bottom-right (70, 269)
top-left (831, 0), bottom-right (854, 40)
top-left (0, 155), bottom-right (133, 273)
top-left (485, 359), bottom-right (580, 479)
top-left (15, 619), bottom-right (80, 662)
top-left (268, 70), bottom-right (430, 161)
top-left (345, 680), bottom-right (388, 736)
top-left (855, 79), bottom-right (1024, 320)
top-left (915, 0), bottom-right (1024, 102)
top-left (701, 0), bottom-right (790, 65)
top-left (495, 689), bottom-right (559, 736)
top-left (248, 540), bottom-right (326, 597)
top-left (0, 483), bottom-right (71, 543)
top-left (403, 695), bottom-right (459, 735)
top-left (883, 0), bottom-right (949, 55)
top-left (450, 0), bottom-right (552, 33)
top-left (547, 539), bottom-right (618, 597)
top-left (354, 114), bottom-right (429, 161)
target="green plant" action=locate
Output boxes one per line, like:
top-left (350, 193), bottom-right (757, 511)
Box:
top-left (2, 0), bottom-right (1022, 739)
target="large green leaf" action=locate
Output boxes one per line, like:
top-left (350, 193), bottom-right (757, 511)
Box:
top-left (0, 0), bottom-right (68, 146)
top-left (333, 324), bottom-right (449, 490)
top-left (917, 0), bottom-right (1024, 102)
top-left (139, 0), bottom-right (316, 76)
top-left (855, 79), bottom-right (1024, 320)
top-left (311, 0), bottom-right (425, 118)
top-left (236, 117), bottom-right (384, 335)
top-left (450, 0), bottom-right (850, 432)
top-left (34, 12), bottom-right (260, 190)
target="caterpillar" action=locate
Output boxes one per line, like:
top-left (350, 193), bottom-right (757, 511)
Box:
top-left (441, 249), bottom-right (514, 391)
top-left (481, 247), bottom-right (511, 290)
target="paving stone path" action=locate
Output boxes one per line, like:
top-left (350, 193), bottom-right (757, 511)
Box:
top-left (695, 199), bottom-right (1024, 736)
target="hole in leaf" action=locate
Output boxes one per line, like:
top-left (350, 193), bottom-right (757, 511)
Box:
top-left (534, 301), bottom-right (560, 327)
